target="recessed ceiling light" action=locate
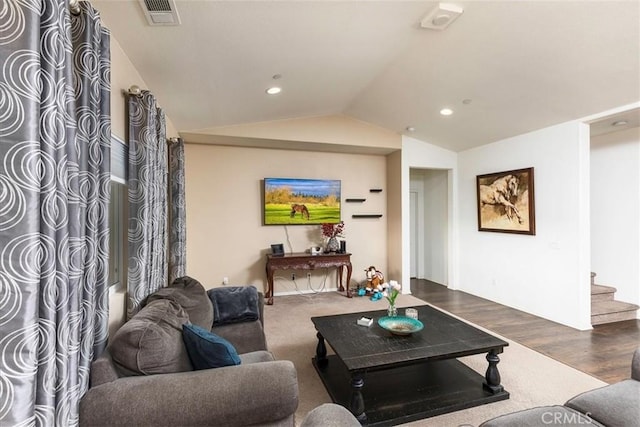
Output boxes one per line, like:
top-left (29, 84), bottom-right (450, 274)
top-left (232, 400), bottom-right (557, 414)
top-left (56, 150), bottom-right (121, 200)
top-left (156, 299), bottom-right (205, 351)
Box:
top-left (612, 120), bottom-right (628, 127)
top-left (266, 87), bottom-right (281, 95)
top-left (440, 108), bottom-right (453, 116)
top-left (406, 126), bottom-right (416, 132)
top-left (462, 99), bottom-right (472, 105)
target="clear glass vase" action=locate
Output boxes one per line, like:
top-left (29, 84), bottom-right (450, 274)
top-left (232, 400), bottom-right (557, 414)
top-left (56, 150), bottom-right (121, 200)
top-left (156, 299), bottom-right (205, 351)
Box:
top-left (387, 303), bottom-right (398, 317)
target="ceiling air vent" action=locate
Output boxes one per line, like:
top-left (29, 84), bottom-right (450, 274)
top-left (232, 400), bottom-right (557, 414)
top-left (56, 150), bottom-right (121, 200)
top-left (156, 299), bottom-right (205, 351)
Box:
top-left (420, 2), bottom-right (463, 31)
top-left (138, 0), bottom-right (181, 26)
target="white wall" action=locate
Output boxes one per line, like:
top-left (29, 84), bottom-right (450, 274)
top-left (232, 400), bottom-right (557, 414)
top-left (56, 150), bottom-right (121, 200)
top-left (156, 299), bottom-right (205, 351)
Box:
top-left (185, 144), bottom-right (388, 295)
top-left (401, 136), bottom-right (458, 293)
top-left (591, 126), bottom-right (640, 314)
top-left (457, 121), bottom-right (592, 330)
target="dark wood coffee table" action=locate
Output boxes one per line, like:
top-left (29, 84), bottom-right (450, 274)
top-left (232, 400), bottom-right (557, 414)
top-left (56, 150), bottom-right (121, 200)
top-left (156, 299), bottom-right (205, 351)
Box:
top-left (311, 304), bottom-right (509, 426)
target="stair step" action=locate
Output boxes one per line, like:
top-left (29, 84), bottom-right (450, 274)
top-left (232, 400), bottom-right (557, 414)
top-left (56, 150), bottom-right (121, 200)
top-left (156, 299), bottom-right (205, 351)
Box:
top-left (591, 284), bottom-right (616, 302)
top-left (591, 300), bottom-right (640, 325)
top-left (592, 300), bottom-right (638, 315)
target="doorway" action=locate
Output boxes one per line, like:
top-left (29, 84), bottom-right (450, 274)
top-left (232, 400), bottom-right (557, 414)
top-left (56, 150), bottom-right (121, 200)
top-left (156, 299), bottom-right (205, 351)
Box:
top-left (409, 168), bottom-right (449, 285)
top-left (589, 108), bottom-right (640, 314)
top-left (410, 190), bottom-right (420, 278)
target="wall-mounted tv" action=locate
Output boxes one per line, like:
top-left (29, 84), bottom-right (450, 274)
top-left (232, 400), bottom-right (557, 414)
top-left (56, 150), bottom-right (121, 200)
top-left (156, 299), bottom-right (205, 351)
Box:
top-left (263, 178), bottom-right (341, 225)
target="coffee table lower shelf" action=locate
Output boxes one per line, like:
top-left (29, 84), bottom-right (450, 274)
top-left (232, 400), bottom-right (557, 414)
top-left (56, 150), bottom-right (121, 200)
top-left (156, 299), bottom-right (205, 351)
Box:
top-left (312, 355), bottom-right (509, 426)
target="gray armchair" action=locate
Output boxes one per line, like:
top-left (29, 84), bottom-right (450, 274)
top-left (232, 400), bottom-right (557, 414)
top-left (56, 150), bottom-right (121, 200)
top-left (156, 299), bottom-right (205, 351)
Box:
top-left (300, 403), bottom-right (360, 427)
top-left (480, 347), bottom-right (640, 427)
top-left (79, 277), bottom-right (299, 426)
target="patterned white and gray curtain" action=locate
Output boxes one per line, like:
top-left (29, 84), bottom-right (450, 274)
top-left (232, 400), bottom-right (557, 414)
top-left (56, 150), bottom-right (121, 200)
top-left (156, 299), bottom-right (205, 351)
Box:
top-left (168, 137), bottom-right (186, 283)
top-left (127, 92), bottom-right (169, 318)
top-left (0, 1), bottom-right (111, 425)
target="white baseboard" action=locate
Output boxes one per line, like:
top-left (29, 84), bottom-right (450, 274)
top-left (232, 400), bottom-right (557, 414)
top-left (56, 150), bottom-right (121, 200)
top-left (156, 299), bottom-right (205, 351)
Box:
top-left (274, 288), bottom-right (338, 297)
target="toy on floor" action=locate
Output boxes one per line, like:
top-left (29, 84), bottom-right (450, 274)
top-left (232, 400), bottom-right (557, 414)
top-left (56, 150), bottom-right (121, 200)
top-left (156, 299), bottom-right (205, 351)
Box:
top-left (370, 289), bottom-right (383, 301)
top-left (365, 266), bottom-right (384, 287)
top-left (359, 266), bottom-right (384, 300)
top-left (354, 266), bottom-right (393, 300)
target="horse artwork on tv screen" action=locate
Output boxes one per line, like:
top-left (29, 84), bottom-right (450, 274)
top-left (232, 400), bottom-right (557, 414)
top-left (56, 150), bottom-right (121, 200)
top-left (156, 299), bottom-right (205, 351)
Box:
top-left (263, 178), bottom-right (341, 225)
top-left (476, 167), bottom-right (535, 235)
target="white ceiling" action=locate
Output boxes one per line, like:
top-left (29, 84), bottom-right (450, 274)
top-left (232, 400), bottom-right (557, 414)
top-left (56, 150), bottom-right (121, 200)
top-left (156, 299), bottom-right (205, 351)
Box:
top-left (93, 0), bottom-right (640, 152)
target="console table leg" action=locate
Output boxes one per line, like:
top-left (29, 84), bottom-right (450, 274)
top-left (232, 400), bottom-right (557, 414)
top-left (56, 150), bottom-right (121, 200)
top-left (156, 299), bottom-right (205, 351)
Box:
top-left (350, 374), bottom-right (367, 423)
top-left (346, 263), bottom-right (352, 298)
top-left (316, 332), bottom-right (327, 368)
top-left (265, 267), bottom-right (274, 305)
top-left (484, 349), bottom-right (504, 393)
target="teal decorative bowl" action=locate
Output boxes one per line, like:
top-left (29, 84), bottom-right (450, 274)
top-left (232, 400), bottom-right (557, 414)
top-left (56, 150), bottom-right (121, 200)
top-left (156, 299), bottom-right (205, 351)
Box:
top-left (378, 316), bottom-right (424, 336)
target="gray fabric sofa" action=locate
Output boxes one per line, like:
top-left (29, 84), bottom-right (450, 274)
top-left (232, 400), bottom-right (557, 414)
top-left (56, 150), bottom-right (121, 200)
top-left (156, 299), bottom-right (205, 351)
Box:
top-left (79, 277), bottom-right (299, 426)
top-left (481, 347), bottom-right (640, 427)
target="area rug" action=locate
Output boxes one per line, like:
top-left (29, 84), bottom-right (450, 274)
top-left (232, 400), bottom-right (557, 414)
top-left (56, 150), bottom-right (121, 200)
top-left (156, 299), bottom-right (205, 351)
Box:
top-left (263, 292), bottom-right (607, 426)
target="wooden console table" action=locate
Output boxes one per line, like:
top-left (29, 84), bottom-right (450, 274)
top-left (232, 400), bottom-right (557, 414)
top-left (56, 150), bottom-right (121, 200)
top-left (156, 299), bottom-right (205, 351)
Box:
top-left (265, 252), bottom-right (352, 305)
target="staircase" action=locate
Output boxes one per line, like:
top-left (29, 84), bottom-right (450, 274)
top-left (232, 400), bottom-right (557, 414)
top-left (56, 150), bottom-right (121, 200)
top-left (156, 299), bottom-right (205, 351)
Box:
top-left (591, 272), bottom-right (639, 326)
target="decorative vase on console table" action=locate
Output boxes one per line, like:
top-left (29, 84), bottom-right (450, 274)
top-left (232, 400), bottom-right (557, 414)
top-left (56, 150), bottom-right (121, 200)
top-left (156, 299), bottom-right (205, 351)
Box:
top-left (326, 237), bottom-right (340, 253)
top-left (321, 221), bottom-right (345, 253)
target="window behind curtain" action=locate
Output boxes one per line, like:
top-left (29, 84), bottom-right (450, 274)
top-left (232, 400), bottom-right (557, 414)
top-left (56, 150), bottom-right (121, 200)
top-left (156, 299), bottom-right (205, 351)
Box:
top-left (109, 135), bottom-right (127, 289)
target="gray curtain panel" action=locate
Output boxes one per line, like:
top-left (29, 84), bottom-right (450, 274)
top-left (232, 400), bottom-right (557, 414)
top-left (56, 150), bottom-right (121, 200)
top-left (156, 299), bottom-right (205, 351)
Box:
top-left (0, 1), bottom-right (111, 425)
top-left (168, 138), bottom-right (187, 283)
top-left (127, 92), bottom-right (169, 318)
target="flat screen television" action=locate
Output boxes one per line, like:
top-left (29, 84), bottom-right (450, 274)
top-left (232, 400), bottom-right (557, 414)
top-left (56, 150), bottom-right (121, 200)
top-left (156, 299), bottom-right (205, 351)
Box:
top-left (263, 178), bottom-right (341, 225)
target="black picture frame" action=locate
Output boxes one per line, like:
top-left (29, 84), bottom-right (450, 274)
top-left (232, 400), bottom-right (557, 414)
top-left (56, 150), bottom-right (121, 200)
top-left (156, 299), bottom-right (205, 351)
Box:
top-left (263, 178), bottom-right (341, 225)
top-left (477, 167), bottom-right (536, 235)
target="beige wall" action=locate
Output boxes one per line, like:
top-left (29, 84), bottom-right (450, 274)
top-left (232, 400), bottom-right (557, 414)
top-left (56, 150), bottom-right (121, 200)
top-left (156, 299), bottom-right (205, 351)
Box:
top-left (107, 31), bottom-right (180, 339)
top-left (185, 144), bottom-right (390, 294)
top-left (109, 29), bottom-right (178, 139)
top-left (183, 115), bottom-right (400, 153)
top-left (107, 34), bottom-right (133, 338)
top-left (386, 151), bottom-right (403, 284)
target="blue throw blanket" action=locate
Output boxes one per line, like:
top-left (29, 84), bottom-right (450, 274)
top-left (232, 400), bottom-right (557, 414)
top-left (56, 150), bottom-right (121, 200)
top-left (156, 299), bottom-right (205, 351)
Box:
top-left (207, 286), bottom-right (259, 325)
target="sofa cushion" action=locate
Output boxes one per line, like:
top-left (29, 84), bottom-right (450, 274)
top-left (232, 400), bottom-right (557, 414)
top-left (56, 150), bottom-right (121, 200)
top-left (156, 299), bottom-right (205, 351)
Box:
top-left (211, 320), bottom-right (267, 354)
top-left (182, 323), bottom-right (241, 370)
top-left (239, 350), bottom-right (275, 364)
top-left (565, 379), bottom-right (640, 427)
top-left (146, 276), bottom-right (213, 329)
top-left (109, 299), bottom-right (193, 376)
top-left (480, 405), bottom-right (604, 427)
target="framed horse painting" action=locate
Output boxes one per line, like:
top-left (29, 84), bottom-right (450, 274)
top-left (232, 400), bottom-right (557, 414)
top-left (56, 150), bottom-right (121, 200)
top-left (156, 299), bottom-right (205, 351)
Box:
top-left (476, 167), bottom-right (535, 235)
top-left (263, 178), bottom-right (341, 225)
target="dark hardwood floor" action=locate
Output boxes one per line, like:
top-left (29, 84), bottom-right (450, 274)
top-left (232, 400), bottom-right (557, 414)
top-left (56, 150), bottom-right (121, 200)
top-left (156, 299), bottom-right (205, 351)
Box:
top-left (411, 279), bottom-right (640, 384)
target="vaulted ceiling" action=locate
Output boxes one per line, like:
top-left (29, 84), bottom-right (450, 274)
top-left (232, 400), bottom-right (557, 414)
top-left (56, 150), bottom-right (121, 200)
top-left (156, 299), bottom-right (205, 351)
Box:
top-left (93, 0), bottom-right (640, 152)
